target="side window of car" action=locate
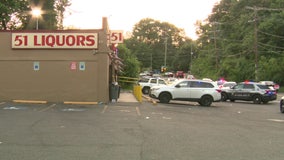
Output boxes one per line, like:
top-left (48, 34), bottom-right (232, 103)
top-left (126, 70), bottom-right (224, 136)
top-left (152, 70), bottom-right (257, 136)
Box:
top-left (159, 79), bottom-right (166, 85)
top-left (178, 81), bottom-right (189, 88)
top-left (257, 84), bottom-right (270, 89)
top-left (234, 84), bottom-right (244, 89)
top-left (139, 78), bottom-right (149, 83)
top-left (150, 79), bottom-right (157, 84)
top-left (190, 81), bottom-right (201, 88)
top-left (244, 84), bottom-right (254, 89)
top-left (200, 82), bottom-right (214, 88)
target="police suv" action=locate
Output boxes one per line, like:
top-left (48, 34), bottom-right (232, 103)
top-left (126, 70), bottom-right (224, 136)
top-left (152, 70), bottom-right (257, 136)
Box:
top-left (221, 82), bottom-right (277, 104)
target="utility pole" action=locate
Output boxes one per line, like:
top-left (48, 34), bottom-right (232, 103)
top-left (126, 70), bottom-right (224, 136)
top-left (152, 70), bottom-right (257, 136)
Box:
top-left (214, 26), bottom-right (218, 69)
top-left (246, 6), bottom-right (283, 81)
top-left (211, 22), bottom-right (221, 70)
top-left (251, 6), bottom-right (259, 82)
top-left (164, 37), bottom-right (168, 67)
top-left (190, 42), bottom-right (193, 74)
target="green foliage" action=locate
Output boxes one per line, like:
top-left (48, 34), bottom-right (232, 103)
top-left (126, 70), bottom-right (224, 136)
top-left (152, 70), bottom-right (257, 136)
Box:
top-left (195, 0), bottom-right (284, 85)
top-left (24, 0), bottom-right (57, 30)
top-left (126, 18), bottom-right (193, 73)
top-left (0, 0), bottom-right (71, 30)
top-left (55, 0), bottom-right (71, 30)
top-left (117, 44), bottom-right (141, 88)
top-left (0, 0), bottom-right (29, 30)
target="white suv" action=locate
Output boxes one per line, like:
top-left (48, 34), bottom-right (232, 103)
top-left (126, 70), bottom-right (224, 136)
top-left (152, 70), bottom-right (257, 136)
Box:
top-left (149, 79), bottom-right (222, 106)
top-left (138, 78), bottom-right (167, 94)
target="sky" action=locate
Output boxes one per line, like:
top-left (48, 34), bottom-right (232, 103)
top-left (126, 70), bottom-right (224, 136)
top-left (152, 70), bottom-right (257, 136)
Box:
top-left (63, 0), bottom-right (220, 39)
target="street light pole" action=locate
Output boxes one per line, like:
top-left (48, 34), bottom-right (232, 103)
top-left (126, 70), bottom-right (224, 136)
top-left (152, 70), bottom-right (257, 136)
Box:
top-left (36, 17), bottom-right (39, 30)
top-left (32, 8), bottom-right (41, 30)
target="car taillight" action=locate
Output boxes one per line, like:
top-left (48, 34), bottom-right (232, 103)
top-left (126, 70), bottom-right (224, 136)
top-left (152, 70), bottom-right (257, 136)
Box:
top-left (216, 89), bottom-right (222, 93)
top-left (265, 90), bottom-right (275, 95)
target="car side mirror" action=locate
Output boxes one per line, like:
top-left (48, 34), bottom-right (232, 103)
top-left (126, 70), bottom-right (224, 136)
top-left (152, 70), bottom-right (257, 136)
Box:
top-left (175, 84), bottom-right (181, 88)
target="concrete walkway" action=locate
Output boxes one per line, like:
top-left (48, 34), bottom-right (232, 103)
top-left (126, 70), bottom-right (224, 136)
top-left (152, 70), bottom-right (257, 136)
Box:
top-left (117, 91), bottom-right (138, 103)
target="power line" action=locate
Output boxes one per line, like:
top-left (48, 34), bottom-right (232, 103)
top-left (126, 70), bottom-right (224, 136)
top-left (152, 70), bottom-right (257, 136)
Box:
top-left (258, 30), bottom-right (284, 39)
top-left (245, 6), bottom-right (284, 81)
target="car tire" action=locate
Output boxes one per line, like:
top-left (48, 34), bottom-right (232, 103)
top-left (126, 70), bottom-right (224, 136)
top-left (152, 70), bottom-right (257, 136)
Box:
top-left (252, 95), bottom-right (262, 104)
top-left (159, 92), bottom-right (171, 103)
top-left (262, 100), bottom-right (269, 104)
top-left (142, 87), bottom-right (150, 94)
top-left (280, 100), bottom-right (284, 113)
top-left (199, 95), bottom-right (213, 107)
top-left (221, 92), bottom-right (228, 101)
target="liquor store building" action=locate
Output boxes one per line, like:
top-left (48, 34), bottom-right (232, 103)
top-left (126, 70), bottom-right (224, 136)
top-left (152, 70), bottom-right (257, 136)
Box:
top-left (0, 17), bottom-right (118, 103)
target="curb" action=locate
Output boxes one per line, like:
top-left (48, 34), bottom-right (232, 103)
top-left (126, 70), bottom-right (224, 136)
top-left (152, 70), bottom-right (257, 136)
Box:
top-left (12, 100), bottom-right (101, 105)
top-left (142, 95), bottom-right (157, 105)
top-left (63, 101), bottom-right (100, 105)
top-left (13, 100), bottom-right (47, 104)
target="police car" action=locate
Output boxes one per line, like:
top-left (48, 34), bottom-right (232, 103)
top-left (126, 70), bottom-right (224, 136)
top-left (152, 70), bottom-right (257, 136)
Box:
top-left (280, 96), bottom-right (284, 113)
top-left (221, 82), bottom-right (277, 104)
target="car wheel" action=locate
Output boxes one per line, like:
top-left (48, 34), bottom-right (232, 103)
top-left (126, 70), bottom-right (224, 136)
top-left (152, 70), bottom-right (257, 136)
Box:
top-left (199, 95), bottom-right (213, 107)
top-left (280, 100), bottom-right (284, 113)
top-left (142, 87), bottom-right (150, 94)
top-left (159, 92), bottom-right (171, 103)
top-left (262, 100), bottom-right (269, 104)
top-left (221, 92), bottom-right (228, 101)
top-left (253, 95), bottom-right (262, 104)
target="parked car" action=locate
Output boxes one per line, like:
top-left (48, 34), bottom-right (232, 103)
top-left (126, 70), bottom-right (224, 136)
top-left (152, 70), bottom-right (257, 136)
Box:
top-left (280, 96), bottom-right (284, 113)
top-left (221, 82), bottom-right (277, 104)
top-left (219, 81), bottom-right (237, 90)
top-left (259, 81), bottom-right (280, 92)
top-left (138, 77), bottom-right (167, 94)
top-left (149, 79), bottom-right (222, 106)
top-left (164, 72), bottom-right (174, 77)
top-left (175, 71), bottom-right (184, 78)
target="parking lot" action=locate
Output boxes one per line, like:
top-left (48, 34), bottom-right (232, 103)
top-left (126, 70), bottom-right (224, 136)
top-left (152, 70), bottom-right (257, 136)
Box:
top-left (0, 93), bottom-right (284, 160)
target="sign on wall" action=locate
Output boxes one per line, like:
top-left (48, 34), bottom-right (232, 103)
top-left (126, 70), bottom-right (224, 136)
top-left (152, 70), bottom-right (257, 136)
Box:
top-left (11, 32), bottom-right (98, 49)
top-left (110, 30), bottom-right (123, 44)
top-left (33, 62), bottom-right (40, 71)
top-left (70, 62), bottom-right (77, 70)
top-left (79, 62), bottom-right (86, 71)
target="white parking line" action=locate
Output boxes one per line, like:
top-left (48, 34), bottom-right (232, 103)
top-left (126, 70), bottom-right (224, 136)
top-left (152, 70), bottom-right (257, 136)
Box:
top-left (136, 107), bottom-right (141, 116)
top-left (267, 119), bottom-right (284, 122)
top-left (101, 105), bottom-right (108, 113)
top-left (38, 104), bottom-right (57, 112)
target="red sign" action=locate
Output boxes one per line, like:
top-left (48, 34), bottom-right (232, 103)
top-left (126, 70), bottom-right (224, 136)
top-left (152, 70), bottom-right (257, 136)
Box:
top-left (70, 62), bottom-right (77, 70)
top-left (11, 32), bottom-right (98, 49)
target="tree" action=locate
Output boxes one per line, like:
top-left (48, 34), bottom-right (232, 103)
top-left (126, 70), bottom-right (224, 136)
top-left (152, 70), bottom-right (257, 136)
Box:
top-left (0, 0), bottom-right (29, 30)
top-left (126, 18), bottom-right (192, 73)
top-left (116, 43), bottom-right (141, 88)
top-left (55, 0), bottom-right (71, 30)
top-left (25, 0), bottom-right (57, 30)
top-left (195, 0), bottom-right (284, 84)
top-left (1, 0), bottom-right (69, 30)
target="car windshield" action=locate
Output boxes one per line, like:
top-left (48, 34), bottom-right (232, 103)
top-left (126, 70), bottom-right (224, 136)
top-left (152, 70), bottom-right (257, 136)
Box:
top-left (138, 78), bottom-right (149, 83)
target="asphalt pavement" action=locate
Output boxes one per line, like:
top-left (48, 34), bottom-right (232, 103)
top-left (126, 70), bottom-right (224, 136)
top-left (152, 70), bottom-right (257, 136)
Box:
top-left (0, 91), bottom-right (284, 160)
